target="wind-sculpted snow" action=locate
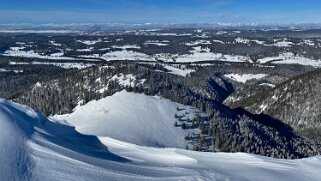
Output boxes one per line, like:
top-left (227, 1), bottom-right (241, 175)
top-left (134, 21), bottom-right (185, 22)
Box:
top-left (1, 98), bottom-right (321, 180)
top-left (0, 99), bottom-right (35, 180)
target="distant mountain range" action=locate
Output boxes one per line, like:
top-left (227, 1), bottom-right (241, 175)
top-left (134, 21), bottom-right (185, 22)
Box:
top-left (2, 23), bottom-right (321, 32)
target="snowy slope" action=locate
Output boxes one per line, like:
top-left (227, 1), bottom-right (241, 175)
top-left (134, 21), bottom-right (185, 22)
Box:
top-left (164, 65), bottom-right (195, 77)
top-left (101, 137), bottom-right (321, 181)
top-left (224, 73), bottom-right (267, 83)
top-left (0, 98), bottom-right (129, 180)
top-left (54, 91), bottom-right (198, 148)
top-left (0, 99), bottom-right (34, 181)
top-left (257, 53), bottom-right (321, 67)
top-left (1, 98), bottom-right (321, 180)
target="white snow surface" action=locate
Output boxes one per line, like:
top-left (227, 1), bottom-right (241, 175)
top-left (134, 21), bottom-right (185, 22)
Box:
top-left (77, 39), bottom-right (102, 45)
top-left (32, 61), bottom-right (94, 69)
top-left (257, 53), bottom-right (321, 67)
top-left (252, 40), bottom-right (265, 45)
top-left (76, 48), bottom-right (93, 52)
top-left (212, 39), bottom-right (225, 44)
top-left (113, 45), bottom-right (141, 49)
top-left (299, 40), bottom-right (315, 46)
top-left (0, 68), bottom-right (10, 72)
top-left (260, 83), bottom-right (276, 88)
top-left (3, 47), bottom-right (77, 60)
top-left (224, 73), bottom-right (267, 83)
top-left (174, 46), bottom-right (251, 63)
top-left (100, 49), bottom-right (152, 61)
top-left (273, 41), bottom-right (293, 47)
top-left (235, 37), bottom-right (250, 44)
top-left (185, 40), bottom-right (211, 46)
top-left (164, 65), bottom-right (195, 77)
top-left (110, 74), bottom-right (140, 87)
top-left (3, 38), bottom-right (321, 66)
top-left (49, 41), bottom-right (62, 46)
top-left (1, 97), bottom-right (321, 180)
top-left (72, 45), bottom-right (252, 63)
top-left (273, 57), bottom-right (321, 67)
top-left (95, 46), bottom-right (252, 62)
top-left (54, 91), bottom-right (193, 148)
top-left (7, 61), bottom-right (93, 69)
top-left (144, 42), bottom-right (169, 46)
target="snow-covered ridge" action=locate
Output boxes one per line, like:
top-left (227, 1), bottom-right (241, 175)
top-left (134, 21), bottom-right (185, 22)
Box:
top-left (1, 97), bottom-right (321, 180)
top-left (224, 73), bottom-right (267, 83)
top-left (53, 91), bottom-right (201, 148)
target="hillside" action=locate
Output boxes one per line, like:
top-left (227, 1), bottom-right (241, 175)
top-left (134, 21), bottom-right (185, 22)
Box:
top-left (12, 62), bottom-right (321, 158)
top-left (232, 69), bottom-right (321, 140)
top-left (1, 98), bottom-right (321, 180)
top-left (53, 90), bottom-right (205, 148)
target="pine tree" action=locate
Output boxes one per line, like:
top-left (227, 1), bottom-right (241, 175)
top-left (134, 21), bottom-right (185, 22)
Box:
top-left (174, 120), bottom-right (179, 127)
top-left (181, 122), bottom-right (186, 129)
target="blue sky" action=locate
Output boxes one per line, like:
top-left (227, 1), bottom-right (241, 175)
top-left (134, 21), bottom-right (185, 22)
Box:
top-left (1, 0), bottom-right (321, 24)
